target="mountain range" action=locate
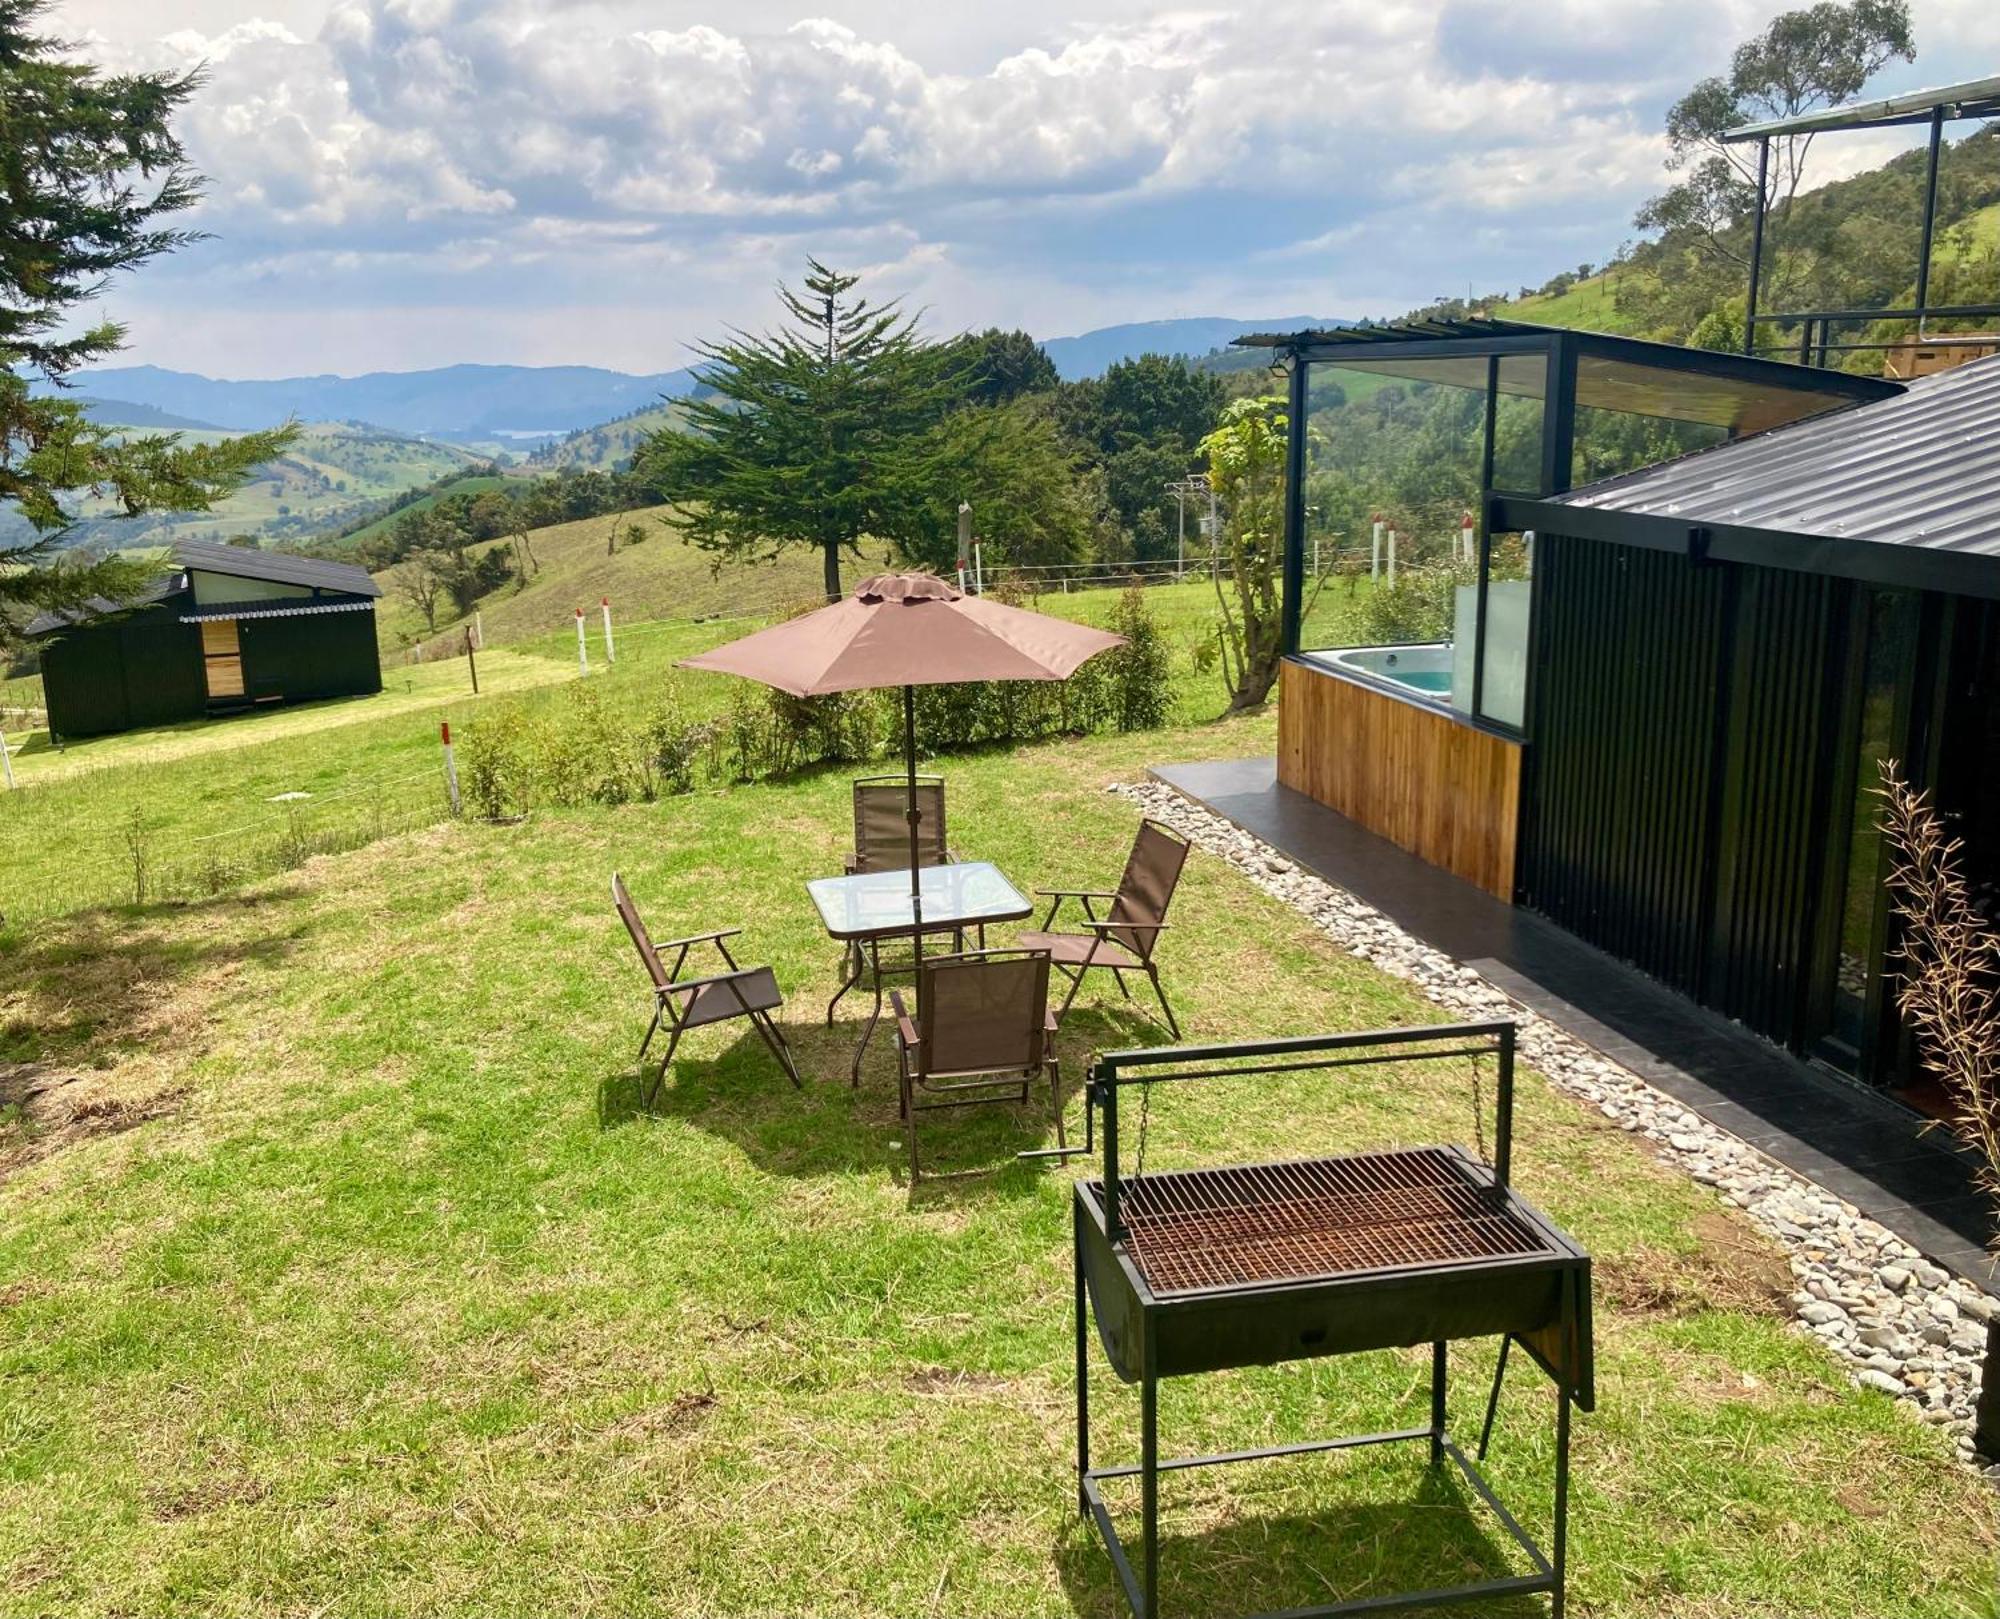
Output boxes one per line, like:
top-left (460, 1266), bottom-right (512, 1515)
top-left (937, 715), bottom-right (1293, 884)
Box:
top-left (56, 316), bottom-right (1346, 441)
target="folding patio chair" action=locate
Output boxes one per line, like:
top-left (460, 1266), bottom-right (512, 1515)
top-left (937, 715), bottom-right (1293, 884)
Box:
top-left (1019, 817), bottom-right (1190, 1039)
top-left (613, 873), bottom-right (801, 1105)
top-left (888, 947), bottom-right (1061, 1184)
top-left (829, 774), bottom-right (965, 1022)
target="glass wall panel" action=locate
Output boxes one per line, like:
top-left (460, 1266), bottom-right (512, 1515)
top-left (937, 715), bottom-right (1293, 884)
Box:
top-left (1297, 355), bottom-right (1539, 656)
top-left (1475, 533), bottom-right (1535, 729)
top-left (1570, 405), bottom-right (1727, 488)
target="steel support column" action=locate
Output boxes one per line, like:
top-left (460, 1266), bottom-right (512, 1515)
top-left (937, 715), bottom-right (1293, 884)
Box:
top-left (1281, 352), bottom-right (1309, 655)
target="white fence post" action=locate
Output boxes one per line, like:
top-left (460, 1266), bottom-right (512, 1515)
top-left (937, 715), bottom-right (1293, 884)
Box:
top-left (601, 596), bottom-right (616, 664)
top-left (1371, 516), bottom-right (1383, 580)
top-left (0, 724), bottom-right (13, 790)
top-left (441, 721), bottom-right (461, 816)
top-left (1387, 529), bottom-right (1398, 587)
top-left (575, 607), bottom-right (589, 675)
top-left (1461, 510), bottom-right (1476, 563)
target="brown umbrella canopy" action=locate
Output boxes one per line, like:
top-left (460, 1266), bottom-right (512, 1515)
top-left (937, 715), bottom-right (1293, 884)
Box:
top-left (681, 573), bottom-right (1126, 964)
top-left (680, 573), bottom-right (1124, 695)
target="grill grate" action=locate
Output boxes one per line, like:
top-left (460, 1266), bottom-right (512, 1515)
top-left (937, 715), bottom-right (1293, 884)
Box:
top-left (1104, 1147), bottom-right (1556, 1296)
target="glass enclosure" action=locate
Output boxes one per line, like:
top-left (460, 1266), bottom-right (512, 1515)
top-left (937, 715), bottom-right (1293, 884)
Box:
top-left (1278, 324), bottom-right (1881, 738)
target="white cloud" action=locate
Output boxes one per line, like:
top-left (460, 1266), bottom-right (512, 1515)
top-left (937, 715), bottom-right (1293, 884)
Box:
top-left (51, 0), bottom-right (2000, 373)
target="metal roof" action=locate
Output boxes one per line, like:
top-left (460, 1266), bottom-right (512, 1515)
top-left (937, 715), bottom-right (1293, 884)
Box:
top-left (1724, 73), bottom-right (2000, 141)
top-left (21, 575), bottom-right (181, 638)
top-left (1550, 352), bottom-right (2000, 556)
top-left (171, 538), bottom-right (380, 598)
top-left (1234, 316), bottom-right (1897, 433)
top-left (180, 599), bottom-right (377, 623)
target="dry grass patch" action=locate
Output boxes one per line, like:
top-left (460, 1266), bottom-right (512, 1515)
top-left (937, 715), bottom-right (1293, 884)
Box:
top-left (1599, 1208), bottom-right (1794, 1320)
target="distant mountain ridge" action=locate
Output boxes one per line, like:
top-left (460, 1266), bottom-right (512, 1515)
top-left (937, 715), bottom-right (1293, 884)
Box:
top-left (40, 362), bottom-right (703, 440)
top-left (52, 318), bottom-right (1345, 442)
top-left (1036, 316), bottom-right (1347, 380)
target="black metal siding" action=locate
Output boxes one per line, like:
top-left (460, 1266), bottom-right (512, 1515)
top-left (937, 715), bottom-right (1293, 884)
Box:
top-left (1520, 536), bottom-right (1729, 997)
top-left (240, 608), bottom-right (381, 704)
top-left (39, 608), bottom-right (205, 739)
top-left (1521, 534), bottom-right (1845, 1045)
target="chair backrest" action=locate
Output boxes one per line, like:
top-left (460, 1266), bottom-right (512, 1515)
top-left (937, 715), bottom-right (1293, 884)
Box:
top-left (917, 949), bottom-right (1050, 1076)
top-left (853, 775), bottom-right (949, 873)
top-left (1105, 819), bottom-right (1191, 959)
top-left (612, 872), bottom-right (671, 991)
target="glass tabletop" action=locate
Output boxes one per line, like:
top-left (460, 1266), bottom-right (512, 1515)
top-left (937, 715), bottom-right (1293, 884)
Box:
top-left (807, 861), bottom-right (1032, 940)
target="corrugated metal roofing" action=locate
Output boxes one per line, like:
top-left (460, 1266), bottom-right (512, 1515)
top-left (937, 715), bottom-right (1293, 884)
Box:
top-left (1555, 352), bottom-right (2000, 555)
top-left (180, 599), bottom-right (376, 623)
top-left (1234, 315), bottom-right (1556, 347)
top-left (1724, 73), bottom-right (2000, 141)
top-left (172, 538), bottom-right (380, 598)
top-left (21, 574), bottom-right (182, 638)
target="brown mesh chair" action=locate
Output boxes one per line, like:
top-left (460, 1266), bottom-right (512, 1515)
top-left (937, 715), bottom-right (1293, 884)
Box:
top-left (1018, 818), bottom-right (1190, 1038)
top-left (888, 948), bottom-right (1061, 1184)
top-left (613, 873), bottom-right (800, 1105)
top-left (846, 774), bottom-right (955, 874)
top-left (829, 774), bottom-right (966, 1023)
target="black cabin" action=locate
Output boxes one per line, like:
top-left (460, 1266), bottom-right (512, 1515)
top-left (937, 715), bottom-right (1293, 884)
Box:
top-left (25, 539), bottom-right (382, 740)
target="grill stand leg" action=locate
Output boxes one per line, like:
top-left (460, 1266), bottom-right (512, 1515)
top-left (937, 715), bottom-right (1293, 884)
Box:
top-left (1552, 1386), bottom-right (1571, 1619)
top-left (1075, 1213), bottom-right (1091, 1520)
top-left (1478, 1336), bottom-right (1512, 1461)
top-left (1141, 1326), bottom-right (1160, 1619)
top-left (1429, 1342), bottom-right (1447, 1467)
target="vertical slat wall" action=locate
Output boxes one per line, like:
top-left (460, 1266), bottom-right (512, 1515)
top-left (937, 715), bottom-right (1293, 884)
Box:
top-left (1706, 568), bottom-right (1843, 1044)
top-left (1521, 534), bottom-right (1845, 1046)
top-left (1519, 536), bottom-right (1729, 998)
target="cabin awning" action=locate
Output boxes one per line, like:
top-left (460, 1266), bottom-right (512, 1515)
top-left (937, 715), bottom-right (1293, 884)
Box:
top-left (179, 599), bottom-right (377, 623)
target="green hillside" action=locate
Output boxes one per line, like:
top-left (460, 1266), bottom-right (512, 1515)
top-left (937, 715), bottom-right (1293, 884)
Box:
top-left (372, 502), bottom-right (840, 653)
top-left (524, 400), bottom-right (685, 473)
top-left (10, 420), bottom-right (493, 552)
top-left (330, 471), bottom-right (518, 552)
top-left (1492, 126), bottom-right (2000, 355)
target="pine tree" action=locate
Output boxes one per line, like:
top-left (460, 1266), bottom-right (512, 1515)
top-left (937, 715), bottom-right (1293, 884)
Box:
top-left (638, 259), bottom-right (958, 601)
top-left (0, 0), bottom-right (295, 636)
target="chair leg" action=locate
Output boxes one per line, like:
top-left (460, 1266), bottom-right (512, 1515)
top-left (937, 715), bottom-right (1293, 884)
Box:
top-left (752, 1011), bottom-right (804, 1089)
top-left (1110, 968), bottom-right (1134, 1001)
top-left (637, 1004), bottom-right (662, 1061)
top-left (1145, 965), bottom-right (1180, 1040)
top-left (643, 1020), bottom-right (685, 1110)
top-left (1054, 966), bottom-right (1087, 1027)
top-left (1048, 1056), bottom-right (1066, 1150)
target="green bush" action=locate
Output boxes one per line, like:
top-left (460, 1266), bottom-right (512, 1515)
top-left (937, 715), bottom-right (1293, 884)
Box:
top-left (1355, 561), bottom-right (1473, 646)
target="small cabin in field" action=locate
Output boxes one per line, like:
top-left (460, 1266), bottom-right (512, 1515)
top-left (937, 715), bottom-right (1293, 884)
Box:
top-left (25, 539), bottom-right (382, 740)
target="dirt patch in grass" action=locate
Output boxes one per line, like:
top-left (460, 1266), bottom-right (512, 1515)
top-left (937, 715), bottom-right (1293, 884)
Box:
top-left (147, 1473), bottom-right (270, 1521)
top-left (0, 1062), bottom-right (187, 1183)
top-left (1599, 1209), bottom-right (1793, 1319)
top-left (902, 1367), bottom-right (1021, 1398)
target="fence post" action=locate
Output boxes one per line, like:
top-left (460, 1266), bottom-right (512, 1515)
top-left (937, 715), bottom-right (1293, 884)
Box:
top-left (441, 722), bottom-right (461, 816)
top-left (0, 723), bottom-right (13, 790)
top-left (465, 630), bottom-right (479, 695)
top-left (575, 607), bottom-right (590, 675)
top-left (1461, 510), bottom-right (1476, 563)
top-left (601, 596), bottom-right (616, 663)
top-left (1387, 529), bottom-right (1398, 587)
top-left (1371, 515), bottom-right (1383, 580)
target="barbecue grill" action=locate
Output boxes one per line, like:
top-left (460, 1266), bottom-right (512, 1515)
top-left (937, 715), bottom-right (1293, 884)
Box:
top-left (1068, 1022), bottom-right (1593, 1619)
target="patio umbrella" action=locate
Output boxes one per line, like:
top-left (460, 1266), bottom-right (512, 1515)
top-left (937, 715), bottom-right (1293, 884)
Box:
top-left (681, 572), bottom-right (1125, 950)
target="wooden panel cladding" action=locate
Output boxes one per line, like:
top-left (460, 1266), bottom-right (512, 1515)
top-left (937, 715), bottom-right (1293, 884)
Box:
top-left (200, 619), bottom-right (245, 699)
top-left (1278, 658), bottom-right (1522, 900)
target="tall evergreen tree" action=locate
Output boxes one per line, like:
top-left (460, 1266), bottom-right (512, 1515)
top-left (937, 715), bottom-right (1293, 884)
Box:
top-left (639, 259), bottom-right (957, 601)
top-left (0, 0), bottom-right (295, 637)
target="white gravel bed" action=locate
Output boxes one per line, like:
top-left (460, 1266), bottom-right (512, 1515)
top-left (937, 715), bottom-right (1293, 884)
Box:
top-left (1116, 776), bottom-right (2000, 1474)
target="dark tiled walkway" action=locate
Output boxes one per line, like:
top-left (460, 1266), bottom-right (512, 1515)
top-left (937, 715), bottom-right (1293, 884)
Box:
top-left (1151, 755), bottom-right (1996, 1288)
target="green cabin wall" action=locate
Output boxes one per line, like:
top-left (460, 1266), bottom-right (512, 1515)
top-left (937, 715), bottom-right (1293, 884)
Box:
top-left (39, 600), bottom-right (380, 740)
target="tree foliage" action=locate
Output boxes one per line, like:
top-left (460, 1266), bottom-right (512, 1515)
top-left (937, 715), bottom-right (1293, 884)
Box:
top-left (0, 0), bottom-right (296, 635)
top-left (638, 259), bottom-right (957, 601)
top-left (1198, 395), bottom-right (1290, 712)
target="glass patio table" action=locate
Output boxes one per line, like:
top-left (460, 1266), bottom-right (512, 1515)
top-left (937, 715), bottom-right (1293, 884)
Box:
top-left (807, 860), bottom-right (1033, 1084)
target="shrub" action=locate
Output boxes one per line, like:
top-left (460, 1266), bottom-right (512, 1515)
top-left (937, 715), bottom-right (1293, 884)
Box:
top-left (1105, 586), bottom-right (1170, 731)
top-left (1355, 560), bottom-right (1473, 646)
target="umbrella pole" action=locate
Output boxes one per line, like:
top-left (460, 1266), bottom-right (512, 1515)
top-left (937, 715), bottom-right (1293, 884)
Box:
top-left (905, 683), bottom-right (922, 971)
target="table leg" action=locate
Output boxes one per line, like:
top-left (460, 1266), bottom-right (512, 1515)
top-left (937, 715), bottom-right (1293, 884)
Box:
top-left (851, 937), bottom-right (885, 1087)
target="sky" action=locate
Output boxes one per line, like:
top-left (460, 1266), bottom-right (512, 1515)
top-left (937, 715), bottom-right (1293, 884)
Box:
top-left (50, 0), bottom-right (2000, 378)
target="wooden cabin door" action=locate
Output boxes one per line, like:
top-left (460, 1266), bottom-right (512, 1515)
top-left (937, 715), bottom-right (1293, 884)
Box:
top-left (201, 620), bottom-right (245, 699)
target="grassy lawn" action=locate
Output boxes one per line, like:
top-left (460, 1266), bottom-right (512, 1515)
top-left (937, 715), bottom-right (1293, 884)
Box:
top-left (0, 716), bottom-right (1990, 1617)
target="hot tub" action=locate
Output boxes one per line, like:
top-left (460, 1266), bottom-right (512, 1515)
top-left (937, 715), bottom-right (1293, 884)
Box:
top-left (1308, 643), bottom-right (1453, 705)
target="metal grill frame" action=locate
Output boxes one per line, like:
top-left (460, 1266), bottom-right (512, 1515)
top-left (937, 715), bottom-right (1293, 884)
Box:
top-left (1070, 1022), bottom-right (1591, 1619)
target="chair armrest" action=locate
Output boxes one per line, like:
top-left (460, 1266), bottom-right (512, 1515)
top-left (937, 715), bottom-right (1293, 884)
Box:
top-left (1044, 1009), bottom-right (1060, 1035)
top-left (1083, 918), bottom-right (1169, 934)
top-left (1035, 888), bottom-right (1117, 900)
top-left (654, 927), bottom-right (744, 952)
top-left (661, 965), bottom-right (768, 998)
top-left (889, 989), bottom-right (919, 1049)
